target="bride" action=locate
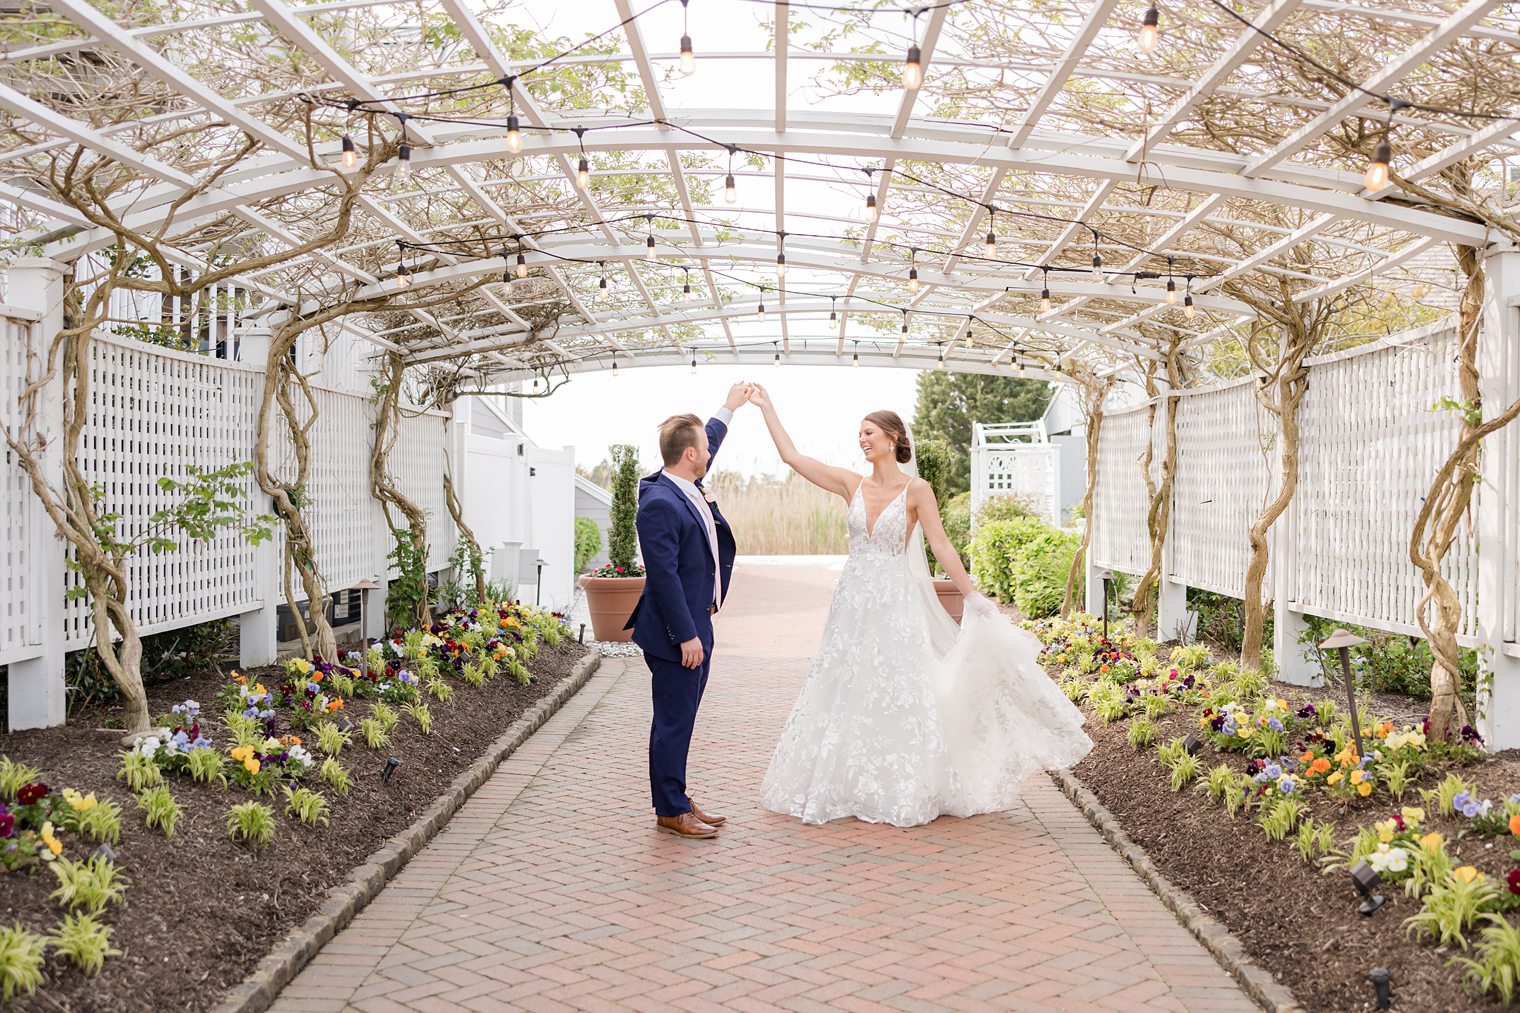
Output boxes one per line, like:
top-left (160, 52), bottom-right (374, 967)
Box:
top-left (747, 384), bottom-right (1092, 827)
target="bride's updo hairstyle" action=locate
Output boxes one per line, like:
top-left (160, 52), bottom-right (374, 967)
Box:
top-left (863, 410), bottom-right (913, 465)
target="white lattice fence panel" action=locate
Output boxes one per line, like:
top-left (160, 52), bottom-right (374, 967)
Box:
top-left (1169, 382), bottom-right (1274, 598)
top-left (0, 312), bottom-right (39, 663)
top-left (1092, 405), bottom-right (1154, 575)
top-left (63, 336), bottom-right (262, 648)
top-left (1292, 332), bottom-right (1480, 643)
top-left (271, 387), bottom-right (384, 593)
top-left (977, 446), bottom-right (1059, 525)
top-left (389, 411), bottom-right (454, 572)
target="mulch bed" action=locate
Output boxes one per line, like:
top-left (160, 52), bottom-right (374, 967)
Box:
top-left (1066, 677), bottom-right (1520, 1013)
top-left (1, 638), bottom-right (585, 1012)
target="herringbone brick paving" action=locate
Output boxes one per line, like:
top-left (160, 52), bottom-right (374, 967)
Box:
top-left (271, 560), bottom-right (1256, 1012)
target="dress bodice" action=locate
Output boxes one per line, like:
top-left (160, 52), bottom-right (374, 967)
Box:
top-left (847, 481), bottom-right (910, 558)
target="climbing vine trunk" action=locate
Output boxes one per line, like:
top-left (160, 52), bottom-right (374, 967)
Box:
top-left (1132, 340), bottom-right (1183, 633)
top-left (1410, 248), bottom-right (1520, 739)
top-left (371, 353), bottom-right (432, 629)
top-left (1063, 375), bottom-right (1115, 618)
top-left (444, 469), bottom-right (487, 602)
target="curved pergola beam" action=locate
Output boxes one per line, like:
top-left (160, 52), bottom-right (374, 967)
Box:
top-left (41, 114), bottom-right (1489, 263)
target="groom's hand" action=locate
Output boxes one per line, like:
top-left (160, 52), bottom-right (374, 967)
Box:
top-left (724, 382), bottom-right (750, 412)
top-left (680, 637), bottom-right (705, 669)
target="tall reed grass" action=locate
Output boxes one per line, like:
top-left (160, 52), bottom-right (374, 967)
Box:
top-left (709, 472), bottom-right (848, 555)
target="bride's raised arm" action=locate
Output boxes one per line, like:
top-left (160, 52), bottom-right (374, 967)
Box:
top-left (908, 479), bottom-right (977, 598)
top-left (746, 383), bottom-right (856, 500)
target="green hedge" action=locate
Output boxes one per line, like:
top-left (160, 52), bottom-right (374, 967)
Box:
top-left (573, 516), bottom-right (603, 572)
top-left (942, 492), bottom-right (971, 569)
top-left (970, 516), bottom-right (1081, 619)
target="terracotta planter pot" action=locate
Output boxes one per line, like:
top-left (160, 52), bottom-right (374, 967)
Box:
top-left (579, 574), bottom-right (645, 643)
top-left (933, 579), bottom-right (965, 624)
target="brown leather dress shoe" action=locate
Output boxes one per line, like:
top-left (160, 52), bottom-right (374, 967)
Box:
top-left (690, 800), bottom-right (726, 826)
top-left (656, 812), bottom-right (718, 839)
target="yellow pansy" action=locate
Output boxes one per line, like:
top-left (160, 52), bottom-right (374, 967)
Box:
top-left (1356, 782), bottom-right (1373, 797)
top-left (1453, 866), bottom-right (1482, 884)
top-left (1375, 819), bottom-right (1398, 844)
top-left (1350, 770), bottom-right (1368, 784)
top-left (1327, 770), bottom-right (1344, 785)
top-left (243, 757), bottom-right (261, 775)
top-left (1237, 726), bottom-right (1253, 739)
top-left (62, 788), bottom-right (98, 813)
top-left (40, 821), bottom-right (62, 858)
top-left (1402, 807), bottom-right (1425, 828)
top-left (1420, 832), bottom-right (1445, 852)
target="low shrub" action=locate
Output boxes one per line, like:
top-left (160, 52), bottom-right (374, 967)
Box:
top-left (573, 516), bottom-right (603, 573)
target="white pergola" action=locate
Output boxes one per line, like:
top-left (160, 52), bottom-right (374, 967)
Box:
top-left (1, 0), bottom-right (1517, 381)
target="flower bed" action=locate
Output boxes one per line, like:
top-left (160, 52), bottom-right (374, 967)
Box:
top-left (1028, 610), bottom-right (1520, 1011)
top-left (0, 601), bottom-right (584, 1010)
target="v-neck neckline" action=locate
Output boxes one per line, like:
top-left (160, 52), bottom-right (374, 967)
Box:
top-left (855, 480), bottom-right (910, 540)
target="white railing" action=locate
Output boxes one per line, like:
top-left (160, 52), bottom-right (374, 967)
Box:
top-left (1, 308), bottom-right (41, 665)
top-left (1090, 405), bottom-right (1153, 576)
top-left (970, 420), bottom-right (1061, 526)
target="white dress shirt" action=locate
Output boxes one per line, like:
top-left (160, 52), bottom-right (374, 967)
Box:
top-left (662, 406), bottom-right (731, 611)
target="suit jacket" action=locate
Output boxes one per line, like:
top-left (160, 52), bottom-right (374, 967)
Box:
top-left (625, 417), bottom-right (737, 663)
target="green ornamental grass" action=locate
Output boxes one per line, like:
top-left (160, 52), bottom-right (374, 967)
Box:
top-left (136, 785), bottom-right (181, 837)
top-left (49, 913), bottom-right (121, 975)
top-left (48, 856), bottom-right (129, 914)
top-left (0, 924), bottom-right (46, 1002)
top-left (226, 801), bottom-right (276, 849)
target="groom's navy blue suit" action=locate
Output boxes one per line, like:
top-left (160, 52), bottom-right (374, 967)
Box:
top-left (625, 415), bottom-right (737, 818)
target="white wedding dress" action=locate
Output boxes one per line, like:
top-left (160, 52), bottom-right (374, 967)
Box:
top-left (760, 481), bottom-right (1093, 827)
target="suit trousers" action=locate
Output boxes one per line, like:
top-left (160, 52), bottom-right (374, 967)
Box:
top-left (647, 650), bottom-right (713, 817)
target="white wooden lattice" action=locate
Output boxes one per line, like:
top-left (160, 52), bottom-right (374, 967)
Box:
top-left (971, 421), bottom-right (1060, 526)
top-left (0, 311), bottom-right (39, 663)
top-left (1292, 329), bottom-right (1481, 644)
top-left (63, 335), bottom-right (262, 648)
top-left (1167, 381), bottom-right (1275, 599)
top-left (390, 410), bottom-right (454, 573)
top-left (1091, 405), bottom-right (1154, 576)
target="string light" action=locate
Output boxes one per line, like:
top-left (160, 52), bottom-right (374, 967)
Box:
top-left (341, 133), bottom-right (357, 171)
top-left (776, 232), bottom-right (787, 280)
top-left (901, 310), bottom-right (909, 336)
top-left (773, 342), bottom-right (780, 367)
top-left (690, 349), bottom-right (698, 373)
top-left (396, 263), bottom-right (411, 289)
top-left (678, 0), bottom-right (695, 76)
top-left (611, 353), bottom-right (619, 377)
top-left (1139, 5), bottom-right (1160, 54)
top-left (758, 287), bottom-right (766, 320)
top-left (1165, 261), bottom-right (1177, 305)
top-left (1184, 277), bottom-right (1195, 319)
top-left (597, 262), bottom-right (610, 301)
top-left (936, 345), bottom-right (946, 370)
top-left (908, 248), bottom-right (919, 293)
top-left (1040, 268), bottom-right (1051, 313)
top-left (724, 146), bottom-right (738, 204)
top-left (865, 192), bottom-right (878, 223)
top-left (1364, 103), bottom-right (1409, 194)
top-left (964, 319), bottom-right (975, 348)
top-left (852, 341), bottom-right (860, 367)
top-left (682, 268), bottom-right (694, 302)
top-left (515, 236), bottom-right (528, 279)
top-left (903, 44), bottom-right (922, 89)
top-left (1091, 229), bottom-right (1103, 282)
top-left (504, 77), bottom-right (522, 154)
top-left (574, 127), bottom-right (590, 189)
top-left (984, 208), bottom-right (996, 255)
top-left (829, 296), bottom-right (838, 323)
top-left (645, 216), bottom-right (656, 259)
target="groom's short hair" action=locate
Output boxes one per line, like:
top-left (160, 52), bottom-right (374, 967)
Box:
top-left (658, 413), bottom-right (704, 466)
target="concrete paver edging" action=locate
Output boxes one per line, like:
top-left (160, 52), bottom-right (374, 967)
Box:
top-left (1049, 768), bottom-right (1308, 1013)
top-left (214, 649), bottom-right (602, 1013)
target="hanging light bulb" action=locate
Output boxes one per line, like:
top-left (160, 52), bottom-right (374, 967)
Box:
top-left (776, 244), bottom-right (787, 280)
top-left (505, 114), bottom-right (522, 154)
top-left (690, 351), bottom-right (697, 373)
top-left (678, 0), bottom-right (695, 75)
top-left (965, 322), bottom-right (975, 348)
top-left (341, 133), bottom-right (358, 170)
top-left (531, 374), bottom-right (540, 393)
top-left (829, 297), bottom-right (838, 323)
top-left (1165, 276), bottom-right (1177, 305)
top-left (936, 347), bottom-right (946, 371)
top-left (773, 348), bottom-right (781, 367)
top-left (984, 210), bottom-right (997, 256)
top-left (396, 141), bottom-right (412, 178)
top-left (724, 173), bottom-right (738, 204)
top-left (645, 219), bottom-right (657, 260)
top-left (852, 344), bottom-right (860, 367)
top-left (903, 43), bottom-right (922, 89)
top-left (682, 270), bottom-right (694, 303)
top-left (515, 251), bottom-right (528, 279)
top-left (395, 263), bottom-right (411, 289)
top-left (1184, 293), bottom-right (1195, 319)
top-left (1139, 5), bottom-right (1160, 54)
top-left (576, 156), bottom-right (590, 189)
top-left (1040, 270), bottom-right (1052, 313)
top-left (1092, 251), bottom-right (1103, 282)
top-left (611, 355), bottom-right (619, 377)
top-left (901, 311), bottom-right (909, 336)
top-left (1366, 138), bottom-right (1392, 192)
top-left (597, 263), bottom-right (610, 302)
top-left (865, 192), bottom-right (878, 224)
top-left (758, 293), bottom-right (766, 320)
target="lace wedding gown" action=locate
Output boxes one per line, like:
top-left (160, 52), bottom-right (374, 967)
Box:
top-left (760, 482), bottom-right (1093, 827)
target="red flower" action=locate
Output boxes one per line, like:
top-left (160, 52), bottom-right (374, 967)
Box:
top-left (15, 783), bottom-right (48, 805)
top-left (0, 811), bottom-right (13, 838)
top-left (1507, 869), bottom-right (1520, 896)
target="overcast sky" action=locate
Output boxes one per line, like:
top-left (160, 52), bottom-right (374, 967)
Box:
top-left (523, 362), bottom-right (918, 477)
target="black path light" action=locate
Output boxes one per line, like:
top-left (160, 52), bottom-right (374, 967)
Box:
top-left (354, 577), bottom-right (380, 682)
top-left (1321, 628), bottom-right (1369, 760)
top-left (381, 756), bottom-right (400, 785)
top-left (1097, 568), bottom-right (1113, 640)
top-left (1350, 859), bottom-right (1386, 916)
top-left (1368, 968), bottom-right (1393, 1009)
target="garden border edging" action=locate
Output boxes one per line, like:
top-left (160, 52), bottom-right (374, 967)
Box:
top-left (1048, 768), bottom-right (1309, 1013)
top-left (214, 649), bottom-right (602, 1013)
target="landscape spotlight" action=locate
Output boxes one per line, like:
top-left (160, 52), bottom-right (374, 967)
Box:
top-left (1349, 859), bottom-right (1385, 916)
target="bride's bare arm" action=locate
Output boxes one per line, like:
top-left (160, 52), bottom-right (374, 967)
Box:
top-left (908, 480), bottom-right (977, 597)
top-left (746, 383), bottom-right (856, 499)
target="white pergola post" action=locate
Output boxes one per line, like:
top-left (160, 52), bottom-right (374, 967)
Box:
top-left (1477, 244), bottom-right (1520, 749)
top-left (7, 258), bottom-right (67, 729)
top-left (1273, 492), bottom-right (1316, 685)
top-left (237, 324), bottom-right (280, 669)
top-left (1155, 541), bottom-right (1191, 644)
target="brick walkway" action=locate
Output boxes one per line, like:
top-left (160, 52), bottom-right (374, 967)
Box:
top-left (272, 560), bottom-right (1257, 1012)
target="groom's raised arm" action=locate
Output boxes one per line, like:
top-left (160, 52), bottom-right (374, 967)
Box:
top-left (704, 382), bottom-right (750, 472)
top-left (635, 497), bottom-right (699, 646)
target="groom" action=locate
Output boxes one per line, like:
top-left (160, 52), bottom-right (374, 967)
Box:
top-left (625, 383), bottom-right (749, 839)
